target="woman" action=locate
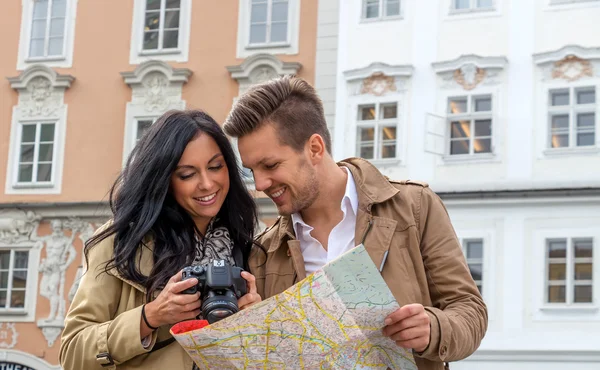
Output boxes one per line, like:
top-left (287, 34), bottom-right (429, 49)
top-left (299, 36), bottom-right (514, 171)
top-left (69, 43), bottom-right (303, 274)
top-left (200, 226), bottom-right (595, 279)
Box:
top-left (60, 110), bottom-right (263, 370)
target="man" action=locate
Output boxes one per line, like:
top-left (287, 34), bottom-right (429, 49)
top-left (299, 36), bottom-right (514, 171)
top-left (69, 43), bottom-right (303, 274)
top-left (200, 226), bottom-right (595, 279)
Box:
top-left (223, 76), bottom-right (487, 370)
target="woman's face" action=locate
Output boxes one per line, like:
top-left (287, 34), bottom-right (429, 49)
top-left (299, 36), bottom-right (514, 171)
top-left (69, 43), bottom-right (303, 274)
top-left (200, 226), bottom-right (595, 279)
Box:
top-left (170, 132), bottom-right (230, 234)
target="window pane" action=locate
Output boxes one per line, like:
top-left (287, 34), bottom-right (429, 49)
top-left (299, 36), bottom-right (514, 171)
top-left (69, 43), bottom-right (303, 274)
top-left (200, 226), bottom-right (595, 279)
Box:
top-left (574, 286), bottom-right (593, 303)
top-left (381, 144), bottom-right (396, 159)
top-left (31, 19), bottom-right (47, 39)
top-left (48, 37), bottom-right (64, 55)
top-left (577, 88), bottom-right (595, 105)
top-left (366, 0), bottom-right (380, 18)
top-left (249, 24), bottom-right (266, 44)
top-left (474, 138), bottom-right (491, 153)
top-left (0, 252), bottom-right (10, 270)
top-left (548, 263), bottom-right (566, 281)
top-left (450, 140), bottom-right (469, 155)
top-left (551, 134), bottom-right (569, 148)
top-left (468, 263), bottom-right (482, 281)
top-left (143, 31), bottom-right (159, 50)
top-left (466, 241), bottom-right (483, 259)
top-left (29, 39), bottom-right (45, 58)
top-left (577, 113), bottom-right (595, 128)
top-left (37, 163), bottom-right (53, 182)
top-left (474, 119), bottom-right (491, 136)
top-left (548, 240), bottom-right (567, 258)
top-left (22, 125), bottom-right (37, 143)
top-left (550, 90), bottom-right (569, 106)
top-left (477, 0), bottom-right (493, 8)
top-left (0, 291), bottom-right (6, 308)
top-left (251, 3), bottom-right (267, 23)
top-left (145, 11), bottom-right (160, 30)
top-left (33, 0), bottom-right (49, 18)
top-left (381, 104), bottom-right (397, 119)
top-left (12, 273), bottom-right (27, 289)
top-left (448, 98), bottom-right (467, 114)
top-left (50, 18), bottom-right (64, 37)
top-left (10, 291), bottom-right (25, 308)
top-left (270, 22), bottom-right (288, 43)
top-left (551, 114), bottom-right (569, 130)
top-left (146, 0), bottom-right (161, 10)
top-left (360, 145), bottom-right (374, 159)
top-left (166, 0), bottom-right (180, 9)
top-left (40, 124), bottom-right (55, 142)
top-left (0, 272), bottom-right (8, 289)
top-left (51, 0), bottom-right (67, 17)
top-left (18, 165), bottom-right (33, 183)
top-left (548, 285), bottom-right (566, 303)
top-left (386, 0), bottom-right (400, 16)
top-left (38, 143), bottom-right (53, 162)
top-left (474, 97), bottom-right (491, 112)
top-left (137, 120), bottom-right (153, 141)
top-left (20, 144), bottom-right (34, 163)
top-left (577, 133), bottom-right (595, 146)
top-left (14, 252), bottom-right (28, 269)
top-left (450, 121), bottom-right (470, 138)
top-left (575, 263), bottom-right (593, 280)
top-left (272, 2), bottom-right (288, 22)
top-left (163, 30), bottom-right (178, 48)
top-left (164, 10), bottom-right (180, 29)
top-left (359, 105), bottom-right (376, 120)
top-left (359, 127), bottom-right (375, 141)
top-left (574, 239), bottom-right (593, 258)
top-left (454, 0), bottom-right (470, 9)
top-left (381, 126), bottom-right (396, 140)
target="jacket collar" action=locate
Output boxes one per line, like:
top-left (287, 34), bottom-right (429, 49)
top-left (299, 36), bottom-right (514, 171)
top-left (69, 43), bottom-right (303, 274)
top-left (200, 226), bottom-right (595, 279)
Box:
top-left (267, 157), bottom-right (399, 253)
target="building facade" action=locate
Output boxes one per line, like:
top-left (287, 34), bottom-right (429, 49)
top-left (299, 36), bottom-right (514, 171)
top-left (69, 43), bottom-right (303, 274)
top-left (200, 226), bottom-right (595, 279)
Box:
top-left (0, 0), bottom-right (317, 368)
top-left (321, 0), bottom-right (600, 369)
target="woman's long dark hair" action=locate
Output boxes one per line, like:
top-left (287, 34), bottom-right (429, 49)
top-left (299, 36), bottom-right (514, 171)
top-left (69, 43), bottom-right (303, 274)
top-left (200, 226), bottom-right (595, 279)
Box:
top-left (85, 110), bottom-right (260, 301)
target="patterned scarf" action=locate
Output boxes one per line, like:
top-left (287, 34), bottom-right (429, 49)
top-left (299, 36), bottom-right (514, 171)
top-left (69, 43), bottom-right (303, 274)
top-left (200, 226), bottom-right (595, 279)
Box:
top-left (192, 218), bottom-right (236, 267)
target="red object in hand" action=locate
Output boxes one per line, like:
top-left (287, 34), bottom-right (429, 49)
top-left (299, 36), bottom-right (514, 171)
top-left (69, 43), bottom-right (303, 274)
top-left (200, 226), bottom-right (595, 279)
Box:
top-left (171, 320), bottom-right (209, 334)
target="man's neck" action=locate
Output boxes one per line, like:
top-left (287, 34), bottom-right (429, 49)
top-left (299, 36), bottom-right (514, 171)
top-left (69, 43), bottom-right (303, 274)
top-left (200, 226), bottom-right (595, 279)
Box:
top-left (298, 160), bottom-right (347, 227)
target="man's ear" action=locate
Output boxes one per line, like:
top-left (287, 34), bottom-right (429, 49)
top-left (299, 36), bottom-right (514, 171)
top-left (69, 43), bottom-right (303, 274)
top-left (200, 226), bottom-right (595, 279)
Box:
top-left (306, 134), bottom-right (325, 164)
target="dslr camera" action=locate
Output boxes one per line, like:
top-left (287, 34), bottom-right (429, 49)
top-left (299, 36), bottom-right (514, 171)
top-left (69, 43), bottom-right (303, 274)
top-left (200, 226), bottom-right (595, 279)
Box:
top-left (181, 259), bottom-right (247, 324)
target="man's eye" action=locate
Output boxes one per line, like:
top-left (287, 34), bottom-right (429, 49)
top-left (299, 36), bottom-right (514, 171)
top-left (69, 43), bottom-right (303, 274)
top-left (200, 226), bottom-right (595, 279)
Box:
top-left (265, 163), bottom-right (279, 170)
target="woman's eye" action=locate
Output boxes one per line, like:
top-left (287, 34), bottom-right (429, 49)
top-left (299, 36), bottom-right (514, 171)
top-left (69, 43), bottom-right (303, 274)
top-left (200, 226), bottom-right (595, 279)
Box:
top-left (179, 173), bottom-right (194, 180)
top-left (209, 164), bottom-right (224, 171)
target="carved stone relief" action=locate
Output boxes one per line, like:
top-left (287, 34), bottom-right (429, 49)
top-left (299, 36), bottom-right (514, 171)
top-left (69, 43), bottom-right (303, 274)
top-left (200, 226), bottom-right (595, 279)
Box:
top-left (143, 72), bottom-right (170, 112)
top-left (67, 221), bottom-right (97, 302)
top-left (0, 323), bottom-right (18, 349)
top-left (453, 63), bottom-right (487, 90)
top-left (19, 77), bottom-right (62, 118)
top-left (360, 72), bottom-right (397, 96)
top-left (250, 66), bottom-right (278, 84)
top-left (0, 210), bottom-right (41, 244)
top-left (551, 55), bottom-right (594, 82)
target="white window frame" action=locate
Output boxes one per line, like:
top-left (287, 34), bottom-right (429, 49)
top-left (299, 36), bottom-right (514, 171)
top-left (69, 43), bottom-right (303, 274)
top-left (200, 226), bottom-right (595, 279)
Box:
top-left (445, 94), bottom-right (495, 158)
top-left (355, 102), bottom-right (400, 161)
top-left (546, 85), bottom-right (598, 152)
top-left (16, 0), bottom-right (78, 70)
top-left (549, 0), bottom-right (600, 6)
top-left (13, 121), bottom-right (58, 187)
top-left (361, 0), bottom-right (403, 21)
top-left (0, 243), bottom-right (41, 322)
top-left (533, 227), bottom-right (600, 320)
top-left (134, 117), bottom-right (158, 145)
top-left (461, 238), bottom-right (484, 294)
top-left (236, 0), bottom-right (301, 58)
top-left (450, 0), bottom-right (495, 13)
top-left (129, 0), bottom-right (193, 64)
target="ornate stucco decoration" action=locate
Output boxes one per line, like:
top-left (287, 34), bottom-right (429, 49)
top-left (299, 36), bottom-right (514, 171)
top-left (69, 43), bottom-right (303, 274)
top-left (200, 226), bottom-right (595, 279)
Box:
top-left (121, 60), bottom-right (192, 113)
top-left (432, 54), bottom-right (507, 90)
top-left (533, 45), bottom-right (600, 82)
top-left (0, 209), bottom-right (41, 244)
top-left (0, 323), bottom-right (19, 349)
top-left (344, 62), bottom-right (414, 96)
top-left (227, 53), bottom-right (302, 96)
top-left (7, 65), bottom-right (74, 118)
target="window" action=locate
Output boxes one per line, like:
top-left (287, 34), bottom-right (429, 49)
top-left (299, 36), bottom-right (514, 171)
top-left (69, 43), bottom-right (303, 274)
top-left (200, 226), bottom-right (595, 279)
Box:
top-left (16, 123), bottom-right (56, 185)
top-left (452, 0), bottom-right (494, 10)
top-left (363, 0), bottom-right (401, 20)
top-left (463, 239), bottom-right (483, 294)
top-left (28, 0), bottom-right (67, 59)
top-left (135, 118), bottom-right (156, 143)
top-left (249, 0), bottom-right (289, 45)
top-left (447, 95), bottom-right (493, 155)
top-left (548, 87), bottom-right (596, 149)
top-left (356, 103), bottom-right (398, 160)
top-left (142, 0), bottom-right (181, 52)
top-left (546, 238), bottom-right (593, 304)
top-left (0, 249), bottom-right (30, 312)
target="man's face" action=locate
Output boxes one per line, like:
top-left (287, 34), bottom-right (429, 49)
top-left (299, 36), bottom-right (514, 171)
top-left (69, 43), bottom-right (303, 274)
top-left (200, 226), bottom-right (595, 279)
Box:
top-left (238, 123), bottom-right (319, 216)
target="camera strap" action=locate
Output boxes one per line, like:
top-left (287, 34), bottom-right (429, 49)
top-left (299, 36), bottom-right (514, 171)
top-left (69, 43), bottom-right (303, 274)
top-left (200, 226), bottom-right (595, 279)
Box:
top-left (148, 336), bottom-right (176, 353)
top-left (233, 246), bottom-right (243, 269)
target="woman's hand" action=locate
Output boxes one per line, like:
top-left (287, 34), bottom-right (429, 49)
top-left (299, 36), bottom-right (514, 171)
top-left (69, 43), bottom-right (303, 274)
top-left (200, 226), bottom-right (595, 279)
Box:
top-left (144, 269), bottom-right (202, 328)
top-left (237, 271), bottom-right (262, 310)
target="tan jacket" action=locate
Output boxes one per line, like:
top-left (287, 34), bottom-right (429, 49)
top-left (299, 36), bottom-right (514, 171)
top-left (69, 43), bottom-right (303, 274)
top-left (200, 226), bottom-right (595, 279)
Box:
top-left (60, 228), bottom-right (193, 370)
top-left (249, 158), bottom-right (488, 370)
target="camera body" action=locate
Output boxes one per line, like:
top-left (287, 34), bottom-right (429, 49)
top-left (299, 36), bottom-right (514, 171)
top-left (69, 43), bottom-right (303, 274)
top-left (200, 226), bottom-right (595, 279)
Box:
top-left (181, 259), bottom-right (247, 324)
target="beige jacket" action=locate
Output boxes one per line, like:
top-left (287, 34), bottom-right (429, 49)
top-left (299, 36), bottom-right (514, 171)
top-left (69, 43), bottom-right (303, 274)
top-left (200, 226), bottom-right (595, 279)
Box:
top-left (60, 228), bottom-right (193, 370)
top-left (249, 158), bottom-right (488, 370)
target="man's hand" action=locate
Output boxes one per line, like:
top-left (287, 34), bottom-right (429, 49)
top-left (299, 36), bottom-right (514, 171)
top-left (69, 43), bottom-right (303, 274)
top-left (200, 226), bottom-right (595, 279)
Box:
top-left (382, 303), bottom-right (431, 353)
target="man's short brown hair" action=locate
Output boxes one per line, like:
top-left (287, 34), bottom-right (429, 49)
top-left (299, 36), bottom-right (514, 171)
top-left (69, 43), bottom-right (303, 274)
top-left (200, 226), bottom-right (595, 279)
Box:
top-left (223, 75), bottom-right (332, 154)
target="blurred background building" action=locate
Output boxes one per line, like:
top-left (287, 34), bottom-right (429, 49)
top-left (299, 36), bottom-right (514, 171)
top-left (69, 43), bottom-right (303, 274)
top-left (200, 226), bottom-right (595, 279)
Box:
top-left (0, 0), bottom-right (598, 369)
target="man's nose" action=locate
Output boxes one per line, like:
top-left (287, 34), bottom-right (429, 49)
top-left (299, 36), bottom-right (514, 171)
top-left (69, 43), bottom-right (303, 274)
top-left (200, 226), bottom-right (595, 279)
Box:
top-left (253, 171), bottom-right (272, 192)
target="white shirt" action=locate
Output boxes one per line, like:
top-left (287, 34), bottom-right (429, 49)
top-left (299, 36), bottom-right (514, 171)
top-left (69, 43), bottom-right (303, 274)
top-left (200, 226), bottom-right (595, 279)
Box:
top-left (291, 167), bottom-right (359, 275)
